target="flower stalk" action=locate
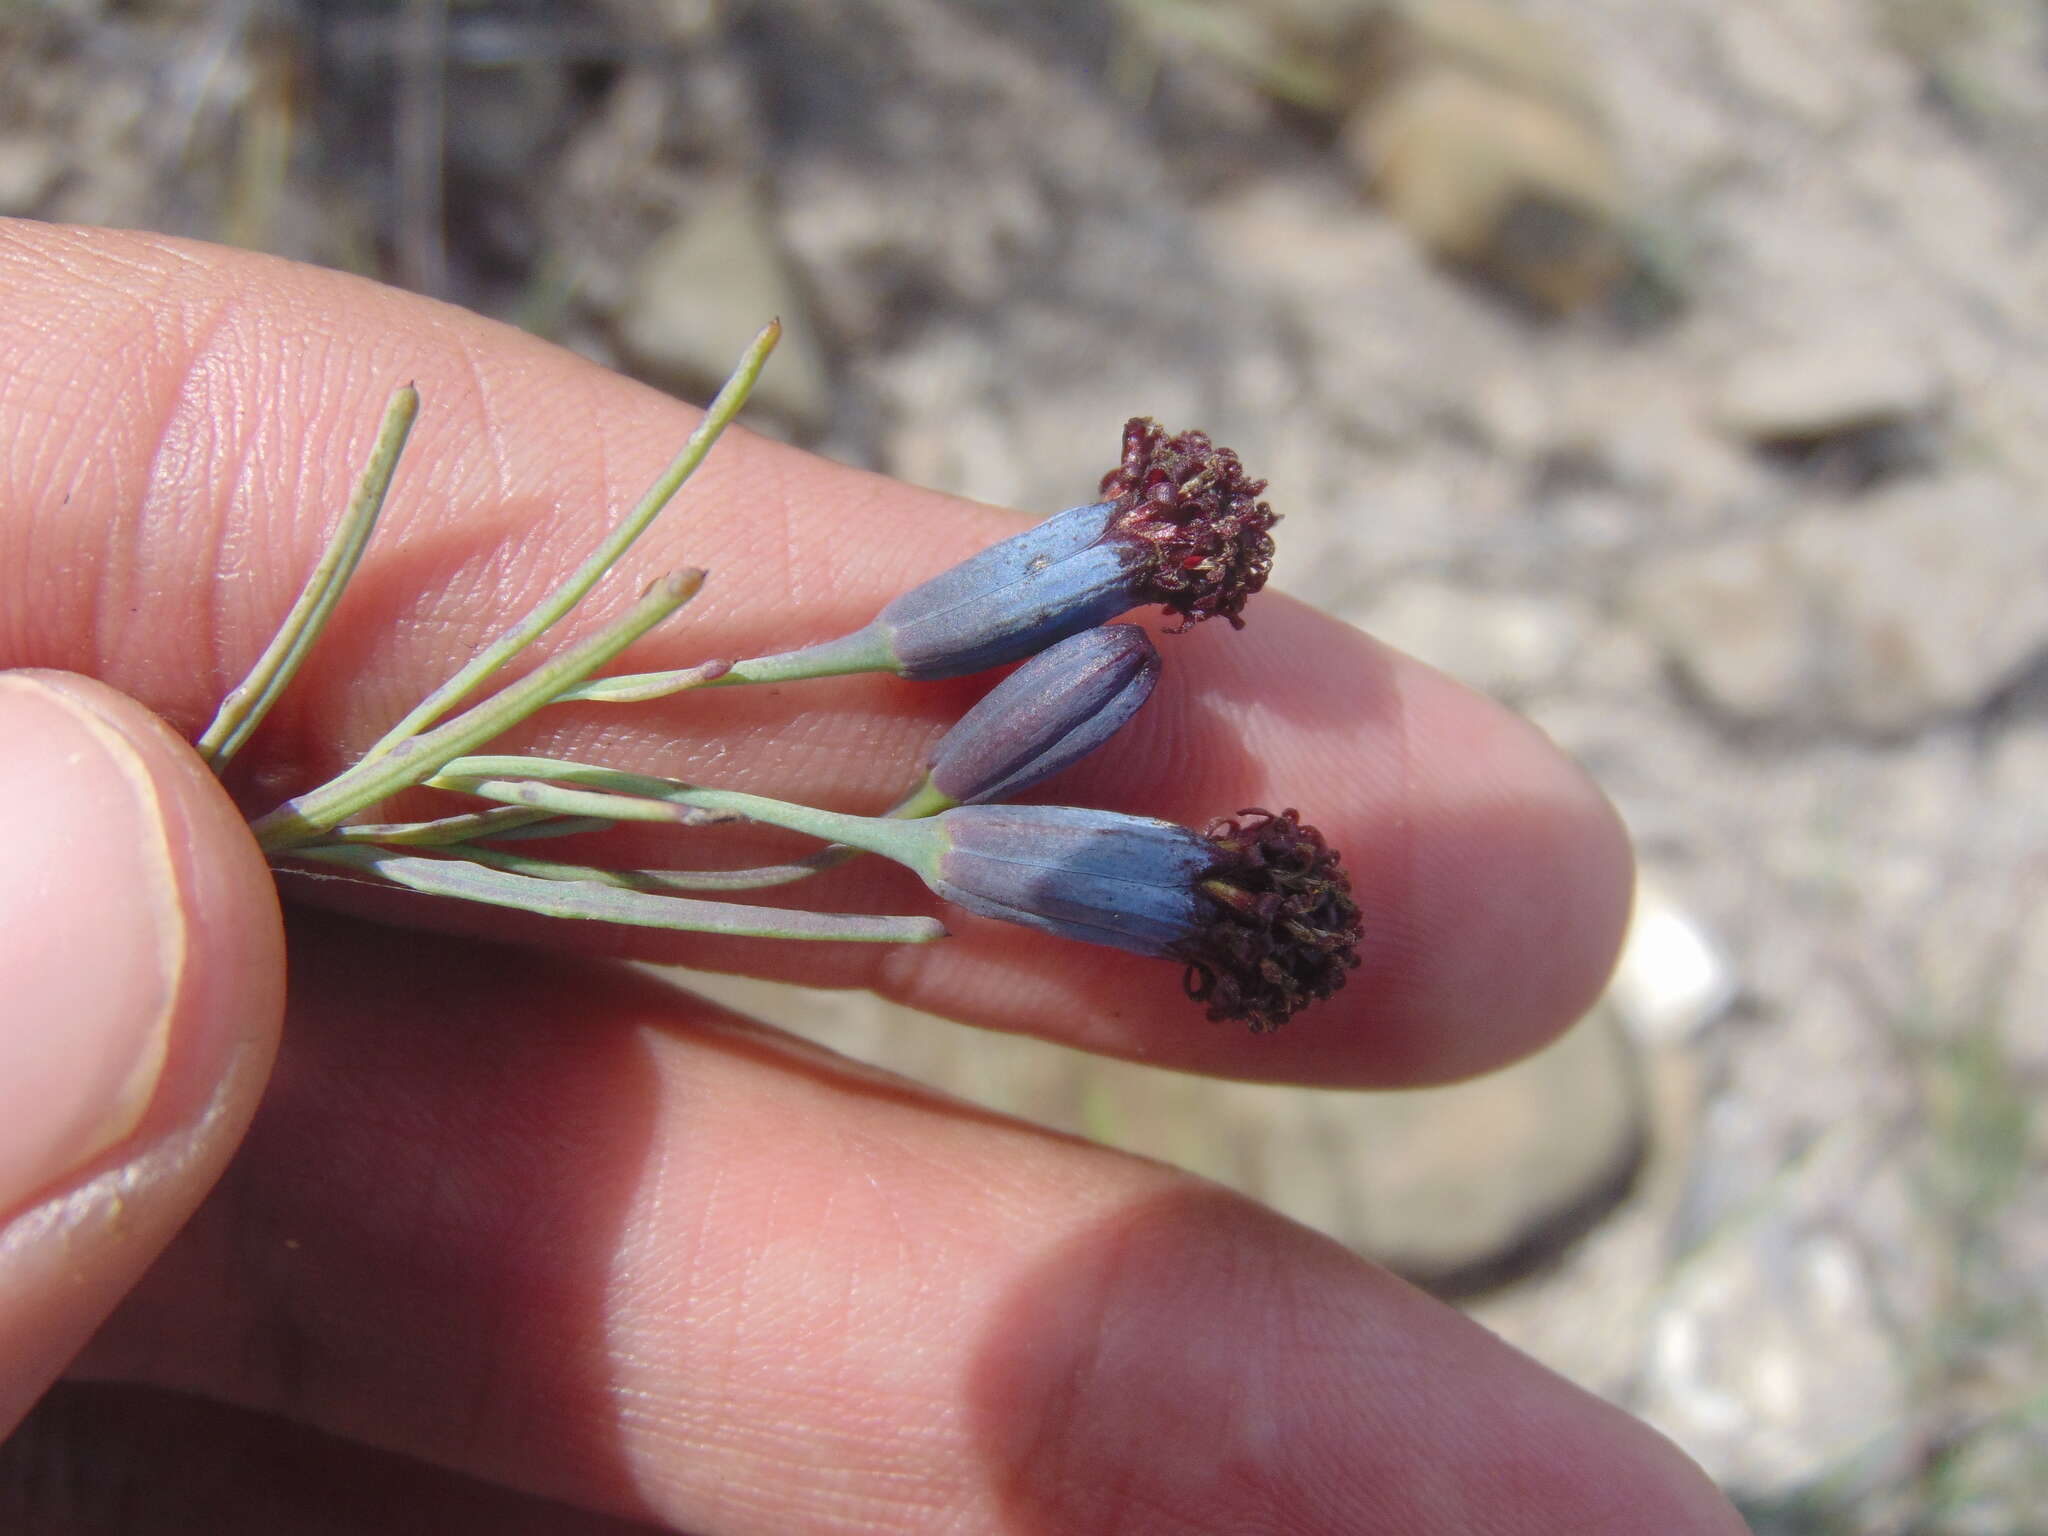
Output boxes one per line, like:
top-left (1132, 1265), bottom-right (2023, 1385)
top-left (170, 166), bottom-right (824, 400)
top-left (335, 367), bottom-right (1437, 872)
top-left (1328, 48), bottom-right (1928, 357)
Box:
top-left (420, 757), bottom-right (1360, 1030)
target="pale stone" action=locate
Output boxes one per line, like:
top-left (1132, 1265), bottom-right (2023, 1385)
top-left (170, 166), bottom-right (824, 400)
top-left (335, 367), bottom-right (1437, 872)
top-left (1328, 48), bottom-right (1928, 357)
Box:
top-left (1997, 889), bottom-right (2048, 1077)
top-left (1799, 474), bottom-right (2048, 731)
top-left (1275, 1010), bottom-right (1646, 1289)
top-left (673, 969), bottom-right (1647, 1293)
top-left (1354, 578), bottom-right (1584, 695)
top-left (1378, 0), bottom-right (1602, 117)
top-left (1464, 366), bottom-right (1556, 459)
top-left (0, 133), bottom-right (57, 213)
top-left (1713, 337), bottom-right (1947, 444)
top-left (1716, 3), bottom-right (1857, 129)
top-left (1631, 473), bottom-right (2048, 732)
top-left (1628, 535), bottom-right (1811, 722)
top-left (616, 182), bottom-right (831, 429)
top-left (1639, 1208), bottom-right (1914, 1494)
top-left (1346, 65), bottom-right (1628, 311)
top-left (1606, 879), bottom-right (1739, 1045)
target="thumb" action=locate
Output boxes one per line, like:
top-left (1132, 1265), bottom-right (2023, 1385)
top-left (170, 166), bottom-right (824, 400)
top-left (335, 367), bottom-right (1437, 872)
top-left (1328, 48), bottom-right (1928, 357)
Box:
top-left (0, 672), bottom-right (284, 1431)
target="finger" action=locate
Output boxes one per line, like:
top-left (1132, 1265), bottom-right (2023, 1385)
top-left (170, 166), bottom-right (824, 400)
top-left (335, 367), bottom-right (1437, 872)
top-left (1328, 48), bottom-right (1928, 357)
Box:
top-left (2, 1382), bottom-right (666, 1536)
top-left (79, 917), bottom-right (1741, 1535)
top-left (0, 672), bottom-right (284, 1432)
top-left (0, 221), bottom-right (1630, 1084)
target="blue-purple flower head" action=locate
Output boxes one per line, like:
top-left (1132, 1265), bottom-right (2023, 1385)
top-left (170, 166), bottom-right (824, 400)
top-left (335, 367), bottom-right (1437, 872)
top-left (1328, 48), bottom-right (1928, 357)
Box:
top-left (867, 418), bottom-right (1278, 679)
top-left (925, 625), bottom-right (1159, 806)
top-left (926, 803), bottom-right (1361, 1032)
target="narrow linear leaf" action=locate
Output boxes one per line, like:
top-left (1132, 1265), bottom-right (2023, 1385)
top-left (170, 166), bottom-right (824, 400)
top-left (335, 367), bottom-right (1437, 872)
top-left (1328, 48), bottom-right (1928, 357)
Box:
top-left (428, 753), bottom-right (947, 870)
top-left (195, 385), bottom-right (419, 771)
top-left (457, 840), bottom-right (857, 893)
top-left (360, 322), bottom-right (780, 760)
top-left (325, 806), bottom-right (590, 846)
top-left (287, 843), bottom-right (946, 942)
top-left (429, 774), bottom-right (705, 827)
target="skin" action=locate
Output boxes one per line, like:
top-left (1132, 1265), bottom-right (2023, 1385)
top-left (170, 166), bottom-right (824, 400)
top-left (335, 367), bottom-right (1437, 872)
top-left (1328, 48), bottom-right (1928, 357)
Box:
top-left (0, 221), bottom-right (1747, 1533)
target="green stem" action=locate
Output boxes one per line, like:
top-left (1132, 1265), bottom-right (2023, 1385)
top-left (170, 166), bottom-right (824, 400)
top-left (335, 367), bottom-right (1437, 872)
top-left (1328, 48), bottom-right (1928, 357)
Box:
top-left (713, 626), bottom-right (898, 685)
top-left (251, 570), bottom-right (703, 851)
top-left (285, 843), bottom-right (946, 942)
top-left (359, 321), bottom-right (779, 758)
top-left (550, 658), bottom-right (733, 705)
top-left (427, 773), bottom-right (707, 827)
top-left (601, 776), bottom-right (956, 891)
top-left (195, 385), bottom-right (419, 771)
top-left (428, 753), bottom-right (950, 875)
top-left (428, 755), bottom-right (724, 804)
top-left (321, 806), bottom-right (603, 846)
top-left (430, 773), bottom-right (952, 892)
top-left (665, 784), bottom-right (942, 865)
top-left (556, 623), bottom-right (895, 705)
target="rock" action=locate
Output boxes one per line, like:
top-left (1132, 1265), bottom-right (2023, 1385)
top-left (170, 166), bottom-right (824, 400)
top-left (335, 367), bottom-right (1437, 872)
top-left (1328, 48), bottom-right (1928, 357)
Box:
top-left (869, 307), bottom-right (1213, 511)
top-left (1639, 1218), bottom-right (1912, 1495)
top-left (1630, 473), bottom-right (2048, 733)
top-left (1715, 2), bottom-right (1857, 129)
top-left (1196, 177), bottom-right (1530, 457)
top-left (1628, 534), bottom-right (1812, 722)
top-left (1222, 0), bottom-right (1602, 118)
top-left (1331, 0), bottom-right (1628, 311)
top-left (672, 968), bottom-right (1647, 1296)
top-left (1356, 0), bottom-right (1603, 116)
top-left (1272, 1009), bottom-right (1647, 1292)
top-left (1998, 885), bottom-right (2048, 1077)
top-left (604, 0), bottom-right (722, 44)
top-left (1606, 879), bottom-right (1739, 1045)
top-left (1346, 64), bottom-right (1628, 311)
top-left (757, 0), bottom-right (1130, 348)
top-left (0, 133), bottom-right (57, 213)
top-left (1713, 336), bottom-right (1946, 445)
top-left (1462, 365), bottom-right (1556, 459)
top-left (1353, 578), bottom-right (1584, 696)
top-left (615, 181), bottom-right (832, 430)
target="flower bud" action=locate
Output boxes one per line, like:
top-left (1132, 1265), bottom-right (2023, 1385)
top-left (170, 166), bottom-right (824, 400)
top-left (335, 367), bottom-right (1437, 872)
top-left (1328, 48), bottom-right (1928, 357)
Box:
top-left (926, 626), bottom-right (1159, 806)
top-left (874, 419), bottom-right (1277, 677)
top-left (929, 804), bottom-right (1215, 952)
top-left (929, 804), bottom-right (1361, 1031)
top-left (872, 499), bottom-right (1133, 678)
top-left (732, 418), bottom-right (1279, 684)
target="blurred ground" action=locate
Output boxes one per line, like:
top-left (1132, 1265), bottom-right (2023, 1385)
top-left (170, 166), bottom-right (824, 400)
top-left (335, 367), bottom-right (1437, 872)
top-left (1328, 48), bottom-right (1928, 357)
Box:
top-left (5, 0), bottom-right (2047, 1529)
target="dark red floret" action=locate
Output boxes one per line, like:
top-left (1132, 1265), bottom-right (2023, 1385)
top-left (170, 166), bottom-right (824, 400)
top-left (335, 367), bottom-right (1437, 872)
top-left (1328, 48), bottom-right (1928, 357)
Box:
top-left (1168, 808), bottom-right (1362, 1033)
top-left (1098, 417), bottom-right (1278, 632)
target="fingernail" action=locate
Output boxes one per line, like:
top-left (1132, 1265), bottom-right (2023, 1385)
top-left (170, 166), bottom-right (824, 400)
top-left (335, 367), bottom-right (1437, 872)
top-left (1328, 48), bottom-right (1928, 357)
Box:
top-left (0, 674), bottom-right (183, 1209)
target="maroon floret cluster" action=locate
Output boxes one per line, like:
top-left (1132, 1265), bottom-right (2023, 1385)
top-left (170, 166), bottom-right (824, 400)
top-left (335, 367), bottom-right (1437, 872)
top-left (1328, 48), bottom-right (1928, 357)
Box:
top-left (1098, 417), bottom-right (1278, 632)
top-left (1170, 808), bottom-right (1363, 1033)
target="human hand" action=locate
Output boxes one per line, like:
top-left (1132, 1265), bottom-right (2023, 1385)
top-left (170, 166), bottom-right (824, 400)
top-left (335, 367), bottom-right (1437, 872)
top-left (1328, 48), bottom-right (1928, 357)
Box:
top-left (0, 221), bottom-right (1745, 1532)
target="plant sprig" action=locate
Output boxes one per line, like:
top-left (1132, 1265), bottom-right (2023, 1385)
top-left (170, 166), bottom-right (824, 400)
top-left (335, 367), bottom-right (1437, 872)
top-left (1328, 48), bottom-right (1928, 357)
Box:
top-left (202, 323), bottom-right (1361, 1028)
